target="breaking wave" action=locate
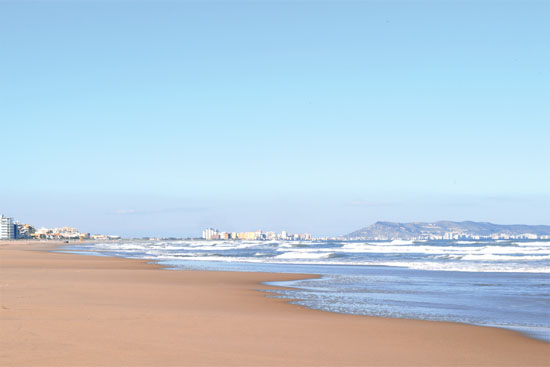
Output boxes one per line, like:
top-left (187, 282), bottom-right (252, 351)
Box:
top-left (63, 238), bottom-right (550, 273)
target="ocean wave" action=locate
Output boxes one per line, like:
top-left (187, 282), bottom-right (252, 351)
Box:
top-left (275, 251), bottom-right (335, 259)
top-left (461, 254), bottom-right (550, 261)
top-left (112, 252), bottom-right (550, 273)
top-left (380, 261), bottom-right (550, 273)
top-left (338, 243), bottom-right (549, 256)
top-left (95, 241), bottom-right (262, 252)
top-left (278, 243), bottom-right (295, 248)
top-left (513, 241), bottom-right (550, 247)
top-left (475, 246), bottom-right (549, 255)
top-left (70, 239), bottom-right (550, 274)
top-left (339, 244), bottom-right (472, 254)
top-left (93, 243), bottom-right (145, 251)
top-left (389, 240), bottom-right (415, 245)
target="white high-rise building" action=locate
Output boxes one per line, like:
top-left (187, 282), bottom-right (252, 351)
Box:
top-left (202, 228), bottom-right (219, 240)
top-left (0, 214), bottom-right (15, 240)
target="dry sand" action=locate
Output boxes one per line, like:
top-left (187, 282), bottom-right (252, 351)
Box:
top-left (1, 241), bottom-right (548, 366)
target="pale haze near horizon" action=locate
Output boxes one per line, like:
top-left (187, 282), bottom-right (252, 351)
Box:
top-left (1, 1), bottom-right (548, 237)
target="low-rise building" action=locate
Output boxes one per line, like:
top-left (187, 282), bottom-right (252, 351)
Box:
top-left (15, 223), bottom-right (35, 239)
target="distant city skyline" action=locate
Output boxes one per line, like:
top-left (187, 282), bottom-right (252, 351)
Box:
top-left (3, 212), bottom-right (550, 242)
top-left (1, 1), bottom-right (548, 237)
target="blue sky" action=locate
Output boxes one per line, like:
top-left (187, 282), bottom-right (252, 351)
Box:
top-left (1, 1), bottom-right (548, 237)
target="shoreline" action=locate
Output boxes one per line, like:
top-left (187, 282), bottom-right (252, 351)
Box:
top-left (1, 242), bottom-right (548, 366)
top-left (51, 249), bottom-right (550, 343)
top-left (55, 240), bottom-right (550, 342)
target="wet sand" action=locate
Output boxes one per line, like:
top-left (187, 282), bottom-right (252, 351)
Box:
top-left (1, 241), bottom-right (548, 366)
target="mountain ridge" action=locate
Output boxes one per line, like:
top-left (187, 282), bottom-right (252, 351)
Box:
top-left (345, 221), bottom-right (550, 240)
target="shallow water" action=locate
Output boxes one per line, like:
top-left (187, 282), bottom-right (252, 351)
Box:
top-left (60, 239), bottom-right (550, 341)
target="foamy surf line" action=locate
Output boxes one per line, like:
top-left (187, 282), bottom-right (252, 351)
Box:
top-left (62, 239), bottom-right (550, 274)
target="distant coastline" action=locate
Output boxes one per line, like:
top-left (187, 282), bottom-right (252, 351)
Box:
top-left (3, 213), bottom-right (550, 243)
top-left (346, 220), bottom-right (550, 241)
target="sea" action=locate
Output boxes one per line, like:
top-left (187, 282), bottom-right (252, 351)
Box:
top-left (59, 238), bottom-right (550, 342)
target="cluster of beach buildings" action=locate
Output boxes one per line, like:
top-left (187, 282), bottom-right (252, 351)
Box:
top-left (438, 232), bottom-right (548, 240)
top-left (349, 232), bottom-right (550, 241)
top-left (0, 214), bottom-right (120, 241)
top-left (202, 228), bottom-right (314, 241)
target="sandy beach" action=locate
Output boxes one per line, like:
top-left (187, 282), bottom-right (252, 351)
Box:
top-left (1, 242), bottom-right (548, 366)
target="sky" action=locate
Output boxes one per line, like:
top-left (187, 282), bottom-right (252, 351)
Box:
top-left (0, 0), bottom-right (549, 237)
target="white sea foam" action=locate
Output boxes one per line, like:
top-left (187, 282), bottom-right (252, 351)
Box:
top-left (338, 243), bottom-right (550, 256)
top-left (381, 261), bottom-right (550, 273)
top-left (275, 251), bottom-right (334, 259)
top-left (175, 243), bottom-right (259, 251)
top-left (513, 241), bottom-right (550, 247)
top-left (461, 254), bottom-right (550, 261)
top-left (339, 244), bottom-right (471, 254)
top-left (278, 243), bottom-right (295, 248)
top-left (95, 243), bottom-right (145, 250)
top-left (475, 246), bottom-right (549, 255)
top-left (385, 240), bottom-right (414, 245)
top-left (152, 255), bottom-right (259, 262)
top-left (275, 247), bottom-right (329, 253)
top-left (76, 239), bottom-right (550, 274)
top-left (130, 241), bottom-right (260, 252)
top-left (124, 252), bottom-right (550, 273)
